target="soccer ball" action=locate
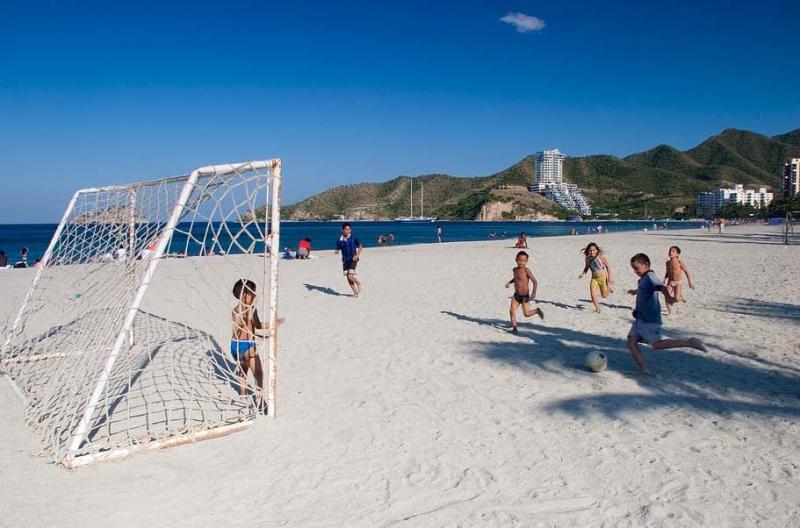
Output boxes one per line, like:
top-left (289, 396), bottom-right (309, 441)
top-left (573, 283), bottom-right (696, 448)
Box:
top-left (585, 351), bottom-right (608, 372)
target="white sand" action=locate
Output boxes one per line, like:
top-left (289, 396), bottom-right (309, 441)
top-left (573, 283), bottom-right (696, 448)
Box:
top-left (1, 224), bottom-right (798, 527)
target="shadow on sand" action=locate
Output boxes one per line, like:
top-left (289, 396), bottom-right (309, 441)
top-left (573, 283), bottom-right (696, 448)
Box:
top-left (709, 297), bottom-right (800, 324)
top-left (441, 310), bottom-right (800, 420)
top-left (304, 283), bottom-right (348, 297)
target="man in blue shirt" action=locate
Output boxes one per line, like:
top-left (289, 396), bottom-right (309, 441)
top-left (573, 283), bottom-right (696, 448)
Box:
top-left (626, 253), bottom-right (707, 375)
top-left (335, 223), bottom-right (363, 297)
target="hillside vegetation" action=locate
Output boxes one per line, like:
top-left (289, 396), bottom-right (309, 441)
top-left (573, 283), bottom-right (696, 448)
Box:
top-left (280, 128), bottom-right (800, 220)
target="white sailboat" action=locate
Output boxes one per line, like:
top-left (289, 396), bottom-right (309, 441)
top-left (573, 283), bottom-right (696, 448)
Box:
top-left (395, 178), bottom-right (436, 222)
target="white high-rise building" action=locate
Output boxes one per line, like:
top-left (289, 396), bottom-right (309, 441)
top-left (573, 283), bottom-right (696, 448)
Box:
top-left (528, 148), bottom-right (591, 215)
top-left (534, 148), bottom-right (566, 186)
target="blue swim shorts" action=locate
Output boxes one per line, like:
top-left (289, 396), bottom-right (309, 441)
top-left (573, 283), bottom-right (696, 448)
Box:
top-left (230, 340), bottom-right (255, 360)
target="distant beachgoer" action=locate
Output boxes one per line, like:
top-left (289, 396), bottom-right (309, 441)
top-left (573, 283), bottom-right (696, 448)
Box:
top-left (34, 258), bottom-right (42, 268)
top-left (0, 250), bottom-right (7, 268)
top-left (16, 247), bottom-right (29, 268)
top-left (489, 231), bottom-right (497, 239)
top-left (597, 225), bottom-right (603, 234)
top-left (436, 224), bottom-right (443, 243)
top-left (579, 242), bottom-right (614, 313)
top-left (297, 237), bottom-right (311, 259)
top-left (718, 218), bottom-right (726, 234)
top-left (336, 222), bottom-right (363, 297)
top-left (627, 253), bottom-right (707, 375)
top-left (663, 246), bottom-right (694, 314)
top-left (514, 232), bottom-right (528, 249)
top-left (115, 244), bottom-right (127, 261)
top-left (505, 251), bottom-right (544, 333)
top-left (387, 233), bottom-right (395, 244)
top-left (282, 247), bottom-right (294, 260)
top-left (377, 234), bottom-right (386, 246)
top-left (571, 228), bottom-right (577, 236)
top-left (230, 278), bottom-right (283, 407)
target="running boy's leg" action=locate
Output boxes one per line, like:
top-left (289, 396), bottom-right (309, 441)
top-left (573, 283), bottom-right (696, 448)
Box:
top-left (626, 336), bottom-right (651, 375)
top-left (347, 272), bottom-right (361, 297)
top-left (509, 298), bottom-right (520, 332)
top-left (521, 301), bottom-right (544, 319)
top-left (651, 337), bottom-right (706, 352)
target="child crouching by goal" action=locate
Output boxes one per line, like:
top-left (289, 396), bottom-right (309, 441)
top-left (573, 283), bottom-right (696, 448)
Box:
top-left (231, 279), bottom-right (283, 409)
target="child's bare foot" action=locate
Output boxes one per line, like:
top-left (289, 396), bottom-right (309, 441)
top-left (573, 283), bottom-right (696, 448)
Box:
top-left (537, 308), bottom-right (544, 320)
top-left (688, 337), bottom-right (707, 352)
top-left (638, 367), bottom-right (653, 376)
top-left (511, 326), bottom-right (518, 334)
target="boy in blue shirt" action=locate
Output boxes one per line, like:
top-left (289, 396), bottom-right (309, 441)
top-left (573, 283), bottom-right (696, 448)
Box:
top-left (335, 223), bottom-right (363, 297)
top-left (627, 253), bottom-right (707, 375)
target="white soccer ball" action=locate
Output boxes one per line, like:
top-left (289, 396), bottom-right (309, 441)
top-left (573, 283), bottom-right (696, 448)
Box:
top-left (585, 351), bottom-right (608, 372)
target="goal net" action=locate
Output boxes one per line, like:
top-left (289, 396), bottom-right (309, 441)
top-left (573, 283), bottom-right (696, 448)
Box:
top-left (0, 160), bottom-right (282, 468)
top-left (785, 211), bottom-right (800, 245)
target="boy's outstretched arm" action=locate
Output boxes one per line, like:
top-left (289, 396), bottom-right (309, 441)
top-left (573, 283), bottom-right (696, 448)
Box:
top-left (680, 259), bottom-right (694, 288)
top-left (658, 286), bottom-right (677, 304)
top-left (578, 262), bottom-right (589, 278)
top-left (600, 255), bottom-right (614, 283)
top-left (527, 269), bottom-right (538, 299)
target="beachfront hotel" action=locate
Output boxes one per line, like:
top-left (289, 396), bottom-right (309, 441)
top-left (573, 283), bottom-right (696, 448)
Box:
top-left (783, 158), bottom-right (800, 198)
top-left (697, 184), bottom-right (773, 217)
top-left (528, 148), bottom-right (592, 215)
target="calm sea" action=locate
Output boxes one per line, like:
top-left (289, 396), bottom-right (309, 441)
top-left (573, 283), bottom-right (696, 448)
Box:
top-left (0, 220), bottom-right (702, 263)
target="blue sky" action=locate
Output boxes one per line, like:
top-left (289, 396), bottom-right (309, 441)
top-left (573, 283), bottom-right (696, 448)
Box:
top-left (1, 0), bottom-right (798, 222)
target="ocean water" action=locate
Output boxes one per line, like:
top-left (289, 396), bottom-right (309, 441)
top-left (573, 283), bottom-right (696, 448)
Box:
top-left (0, 220), bottom-right (703, 264)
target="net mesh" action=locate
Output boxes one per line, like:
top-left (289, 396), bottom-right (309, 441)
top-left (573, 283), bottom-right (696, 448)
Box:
top-left (1, 161), bottom-right (280, 465)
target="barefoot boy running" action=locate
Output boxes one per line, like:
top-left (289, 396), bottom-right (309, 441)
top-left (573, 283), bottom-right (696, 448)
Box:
top-left (664, 245), bottom-right (694, 314)
top-left (627, 253), bottom-right (706, 375)
top-left (505, 251), bottom-right (544, 333)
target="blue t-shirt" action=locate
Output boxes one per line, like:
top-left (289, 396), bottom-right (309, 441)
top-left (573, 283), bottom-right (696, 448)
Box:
top-left (635, 270), bottom-right (663, 324)
top-left (336, 235), bottom-right (361, 261)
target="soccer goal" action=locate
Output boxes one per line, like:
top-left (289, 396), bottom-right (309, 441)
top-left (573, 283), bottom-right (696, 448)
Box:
top-left (0, 160), bottom-right (282, 468)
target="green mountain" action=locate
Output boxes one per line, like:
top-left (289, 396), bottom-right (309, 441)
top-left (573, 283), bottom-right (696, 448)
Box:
top-left (282, 127), bottom-right (800, 220)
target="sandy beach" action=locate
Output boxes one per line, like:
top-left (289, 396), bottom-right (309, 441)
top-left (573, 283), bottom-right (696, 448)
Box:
top-left (0, 224), bottom-right (798, 527)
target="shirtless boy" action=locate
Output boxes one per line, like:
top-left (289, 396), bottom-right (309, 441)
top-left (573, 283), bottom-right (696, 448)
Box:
top-left (505, 251), bottom-right (544, 333)
top-left (664, 246), bottom-right (694, 314)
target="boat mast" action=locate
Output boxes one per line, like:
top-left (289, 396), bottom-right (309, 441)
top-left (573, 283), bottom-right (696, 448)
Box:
top-left (410, 178), bottom-right (414, 219)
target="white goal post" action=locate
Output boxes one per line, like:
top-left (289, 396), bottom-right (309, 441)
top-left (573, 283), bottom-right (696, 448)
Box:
top-left (1, 160), bottom-right (282, 468)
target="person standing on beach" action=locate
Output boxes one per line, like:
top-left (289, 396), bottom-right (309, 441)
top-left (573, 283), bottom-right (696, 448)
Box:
top-left (336, 222), bottom-right (363, 297)
top-left (578, 242), bottom-right (614, 313)
top-left (627, 253), bottom-right (707, 375)
top-left (505, 251), bottom-right (544, 333)
top-left (0, 250), bottom-right (7, 268)
top-left (436, 224), bottom-right (443, 243)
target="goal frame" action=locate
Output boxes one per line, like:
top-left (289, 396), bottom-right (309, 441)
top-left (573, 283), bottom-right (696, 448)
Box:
top-left (1, 159), bottom-right (282, 468)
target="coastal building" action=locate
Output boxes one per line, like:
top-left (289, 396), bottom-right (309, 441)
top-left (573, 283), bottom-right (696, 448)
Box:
top-left (697, 184), bottom-right (773, 217)
top-left (783, 158), bottom-right (800, 198)
top-left (528, 148), bottom-right (591, 215)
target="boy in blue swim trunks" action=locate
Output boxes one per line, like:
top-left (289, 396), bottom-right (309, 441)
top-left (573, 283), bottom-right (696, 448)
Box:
top-left (627, 253), bottom-right (706, 375)
top-left (231, 279), bottom-right (283, 403)
top-left (335, 222), bottom-right (363, 297)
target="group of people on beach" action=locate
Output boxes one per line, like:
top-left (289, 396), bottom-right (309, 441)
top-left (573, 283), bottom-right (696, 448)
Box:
top-left (506, 239), bottom-right (705, 375)
top-left (0, 247), bottom-right (40, 269)
top-left (230, 222), bottom-right (707, 409)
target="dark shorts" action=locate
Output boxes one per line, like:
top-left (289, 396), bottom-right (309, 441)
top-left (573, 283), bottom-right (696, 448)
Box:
top-left (343, 259), bottom-right (358, 275)
top-left (513, 293), bottom-right (530, 303)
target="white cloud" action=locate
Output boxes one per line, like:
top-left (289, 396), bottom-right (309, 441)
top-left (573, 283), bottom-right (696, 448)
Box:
top-left (500, 12), bottom-right (545, 33)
